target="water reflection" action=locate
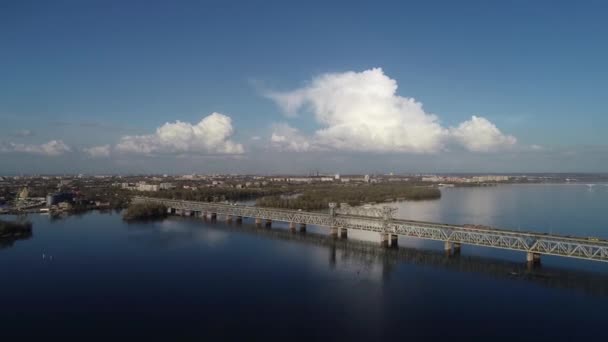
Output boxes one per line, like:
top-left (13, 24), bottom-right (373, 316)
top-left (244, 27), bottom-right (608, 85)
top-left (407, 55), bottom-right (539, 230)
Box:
top-left (50, 209), bottom-right (113, 221)
top-left (141, 218), bottom-right (608, 296)
top-left (0, 228), bottom-right (33, 249)
top-left (126, 219), bottom-right (230, 249)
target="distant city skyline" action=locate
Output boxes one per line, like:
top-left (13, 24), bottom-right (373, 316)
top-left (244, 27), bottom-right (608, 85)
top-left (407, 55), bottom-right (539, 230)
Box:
top-left (2, 1), bottom-right (608, 173)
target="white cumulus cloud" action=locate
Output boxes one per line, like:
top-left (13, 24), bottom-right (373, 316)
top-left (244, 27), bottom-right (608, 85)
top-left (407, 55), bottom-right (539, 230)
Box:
top-left (270, 123), bottom-right (312, 152)
top-left (0, 140), bottom-right (71, 156)
top-left (83, 144), bottom-right (111, 158)
top-left (115, 112), bottom-right (244, 155)
top-left (266, 68), bottom-right (517, 153)
top-left (449, 115), bottom-right (516, 152)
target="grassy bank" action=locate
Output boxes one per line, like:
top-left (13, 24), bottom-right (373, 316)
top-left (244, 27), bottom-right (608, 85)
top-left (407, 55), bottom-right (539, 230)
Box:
top-left (256, 184), bottom-right (441, 211)
top-left (123, 202), bottom-right (168, 221)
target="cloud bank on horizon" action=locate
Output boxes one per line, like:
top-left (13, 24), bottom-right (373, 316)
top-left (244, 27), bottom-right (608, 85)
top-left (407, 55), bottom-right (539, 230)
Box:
top-left (1, 68), bottom-right (518, 161)
top-left (83, 145), bottom-right (111, 158)
top-left (267, 68), bottom-right (516, 153)
top-left (0, 140), bottom-right (71, 156)
top-left (1, 113), bottom-right (243, 159)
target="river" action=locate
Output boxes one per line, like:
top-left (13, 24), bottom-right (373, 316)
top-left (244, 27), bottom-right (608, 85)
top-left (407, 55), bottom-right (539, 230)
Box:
top-left (1, 183), bottom-right (608, 340)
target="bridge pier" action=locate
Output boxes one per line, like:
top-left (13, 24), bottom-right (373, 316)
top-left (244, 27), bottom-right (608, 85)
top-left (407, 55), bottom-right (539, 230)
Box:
top-left (167, 208), bottom-right (173, 214)
top-left (236, 216), bottom-right (242, 224)
top-left (225, 215), bottom-right (232, 223)
top-left (210, 213), bottom-right (217, 221)
top-left (380, 233), bottom-right (389, 247)
top-left (527, 252), bottom-right (541, 265)
top-left (453, 243), bottom-right (461, 255)
top-left (299, 223), bottom-right (306, 232)
top-left (265, 219), bottom-right (272, 228)
top-left (338, 227), bottom-right (347, 239)
top-left (185, 210), bottom-right (193, 217)
top-left (444, 241), bottom-right (453, 256)
top-left (255, 218), bottom-right (262, 226)
top-left (330, 226), bottom-right (338, 238)
top-left (389, 234), bottom-right (398, 248)
top-left (289, 222), bottom-right (296, 232)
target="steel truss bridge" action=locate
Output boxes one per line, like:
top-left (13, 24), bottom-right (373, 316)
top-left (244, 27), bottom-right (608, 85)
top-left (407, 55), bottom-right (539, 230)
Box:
top-left (133, 196), bottom-right (608, 263)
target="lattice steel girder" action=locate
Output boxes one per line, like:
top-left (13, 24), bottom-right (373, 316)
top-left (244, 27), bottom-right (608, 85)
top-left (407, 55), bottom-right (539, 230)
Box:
top-left (133, 197), bottom-right (608, 262)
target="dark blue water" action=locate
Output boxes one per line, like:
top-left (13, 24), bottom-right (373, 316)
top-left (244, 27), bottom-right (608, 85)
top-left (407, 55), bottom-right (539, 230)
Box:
top-left (2, 184), bottom-right (608, 340)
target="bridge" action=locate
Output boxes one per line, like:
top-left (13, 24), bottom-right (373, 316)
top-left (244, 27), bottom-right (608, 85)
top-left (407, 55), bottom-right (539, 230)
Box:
top-left (195, 222), bottom-right (608, 295)
top-left (133, 196), bottom-right (608, 264)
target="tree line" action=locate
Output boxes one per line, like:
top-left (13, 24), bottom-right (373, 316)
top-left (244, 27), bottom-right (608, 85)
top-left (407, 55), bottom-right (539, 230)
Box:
top-left (256, 184), bottom-right (441, 211)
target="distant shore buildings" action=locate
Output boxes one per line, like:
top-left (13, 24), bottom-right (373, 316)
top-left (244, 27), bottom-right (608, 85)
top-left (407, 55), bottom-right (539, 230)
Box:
top-left (421, 175), bottom-right (510, 183)
top-left (46, 192), bottom-right (75, 207)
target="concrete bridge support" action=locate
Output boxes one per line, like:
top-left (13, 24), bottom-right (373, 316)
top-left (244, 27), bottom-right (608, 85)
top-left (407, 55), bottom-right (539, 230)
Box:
top-left (444, 241), bottom-right (453, 256)
top-left (453, 243), bottom-right (461, 255)
top-left (299, 223), bottom-right (307, 232)
top-left (289, 222), bottom-right (296, 232)
top-left (380, 233), bottom-right (389, 247)
top-left (389, 234), bottom-right (398, 248)
top-left (338, 227), bottom-right (347, 239)
top-left (444, 241), bottom-right (452, 250)
top-left (265, 219), bottom-right (272, 228)
top-left (210, 213), bottom-right (217, 221)
top-left (167, 208), bottom-right (173, 214)
top-left (255, 218), bottom-right (262, 226)
top-left (330, 226), bottom-right (338, 238)
top-left (527, 252), bottom-right (541, 265)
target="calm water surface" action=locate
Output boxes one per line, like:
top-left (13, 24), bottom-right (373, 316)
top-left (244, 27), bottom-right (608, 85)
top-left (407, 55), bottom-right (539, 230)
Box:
top-left (2, 184), bottom-right (608, 340)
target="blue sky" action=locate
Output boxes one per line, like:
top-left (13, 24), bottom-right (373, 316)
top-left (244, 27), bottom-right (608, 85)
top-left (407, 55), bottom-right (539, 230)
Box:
top-left (1, 0), bottom-right (607, 174)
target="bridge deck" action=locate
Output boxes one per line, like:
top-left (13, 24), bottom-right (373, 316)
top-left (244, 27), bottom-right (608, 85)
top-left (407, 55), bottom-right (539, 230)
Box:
top-left (133, 196), bottom-right (608, 263)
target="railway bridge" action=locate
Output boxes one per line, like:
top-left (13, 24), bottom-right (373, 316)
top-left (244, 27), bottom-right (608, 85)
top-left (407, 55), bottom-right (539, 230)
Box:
top-left (133, 196), bottom-right (608, 264)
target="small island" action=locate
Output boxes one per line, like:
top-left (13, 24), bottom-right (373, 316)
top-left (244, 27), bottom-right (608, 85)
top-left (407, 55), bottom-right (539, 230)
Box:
top-left (123, 202), bottom-right (168, 221)
top-left (0, 219), bottom-right (32, 237)
top-left (0, 219), bottom-right (33, 248)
